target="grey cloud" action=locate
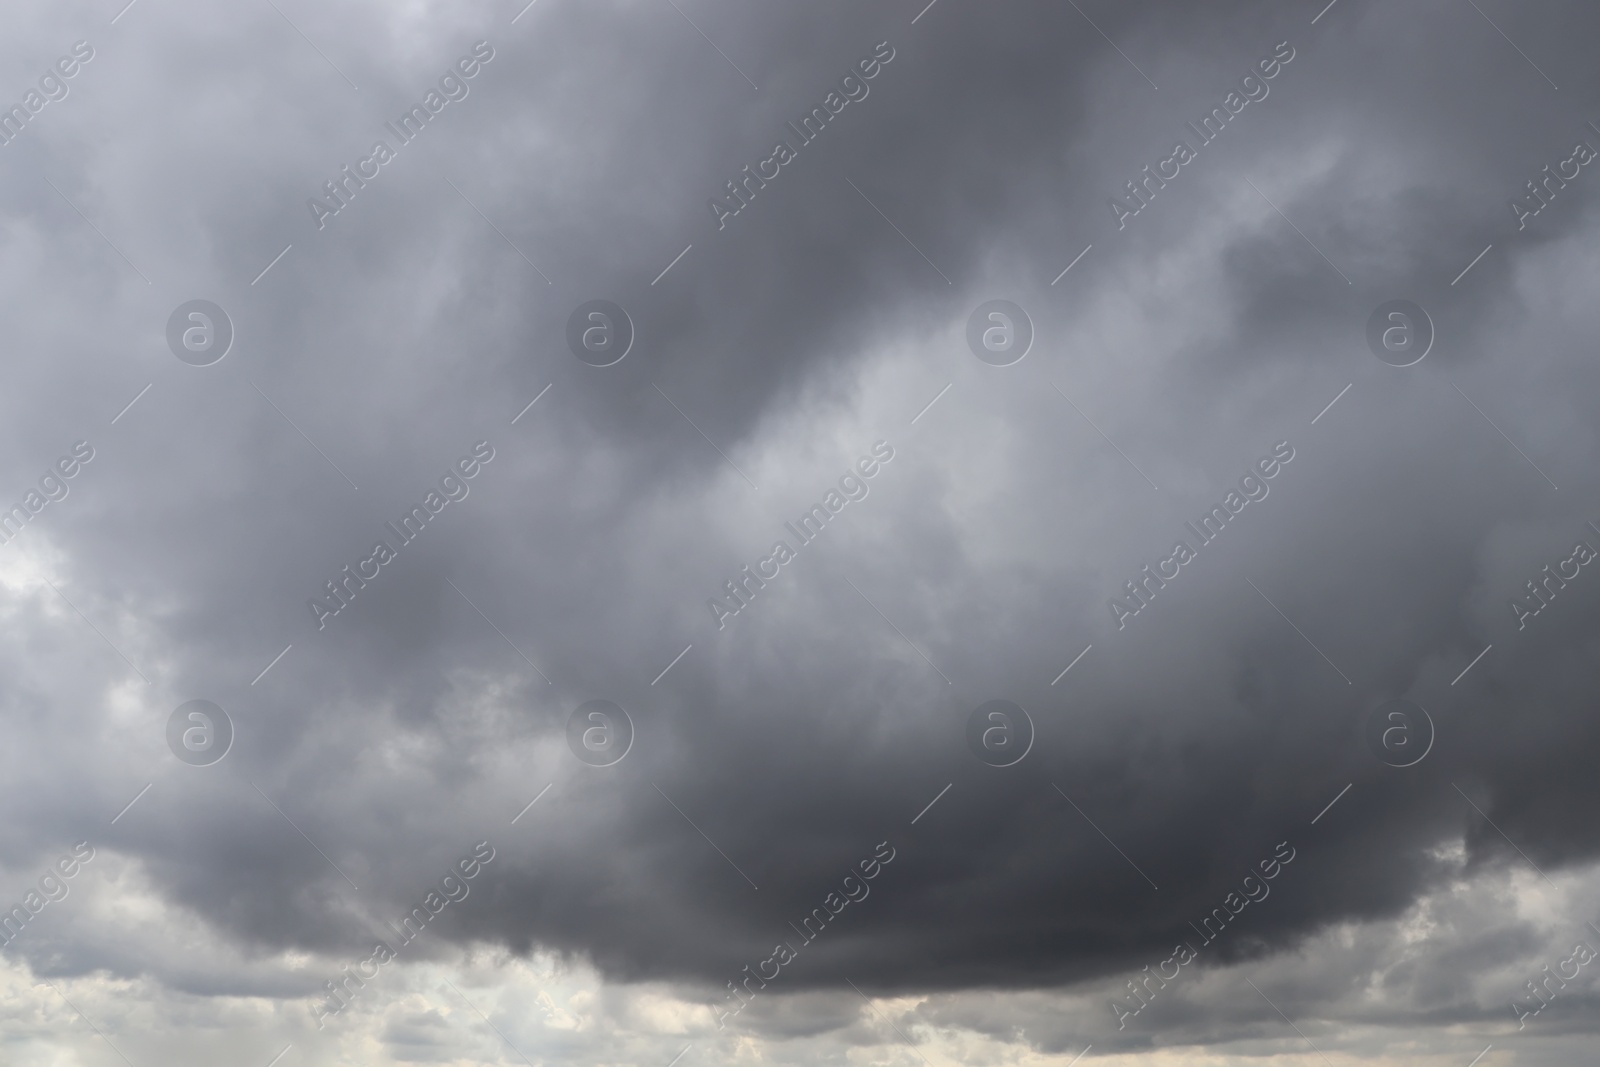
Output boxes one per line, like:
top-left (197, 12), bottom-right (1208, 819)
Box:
top-left (4, 0), bottom-right (1600, 1064)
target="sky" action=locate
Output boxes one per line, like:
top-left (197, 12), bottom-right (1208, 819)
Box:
top-left (2, 0), bottom-right (1600, 1064)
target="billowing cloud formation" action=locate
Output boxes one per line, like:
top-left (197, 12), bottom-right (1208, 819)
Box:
top-left (3, 0), bottom-right (1600, 1064)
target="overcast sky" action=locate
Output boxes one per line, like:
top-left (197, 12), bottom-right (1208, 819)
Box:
top-left (4, 0), bottom-right (1600, 1065)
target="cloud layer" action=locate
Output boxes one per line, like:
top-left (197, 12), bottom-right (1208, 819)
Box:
top-left (4, 0), bottom-right (1600, 1064)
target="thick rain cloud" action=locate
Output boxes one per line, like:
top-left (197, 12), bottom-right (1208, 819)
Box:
top-left (4, 0), bottom-right (1600, 1064)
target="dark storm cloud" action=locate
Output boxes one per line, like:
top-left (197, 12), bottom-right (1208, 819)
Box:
top-left (5, 0), bottom-right (1600, 1061)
